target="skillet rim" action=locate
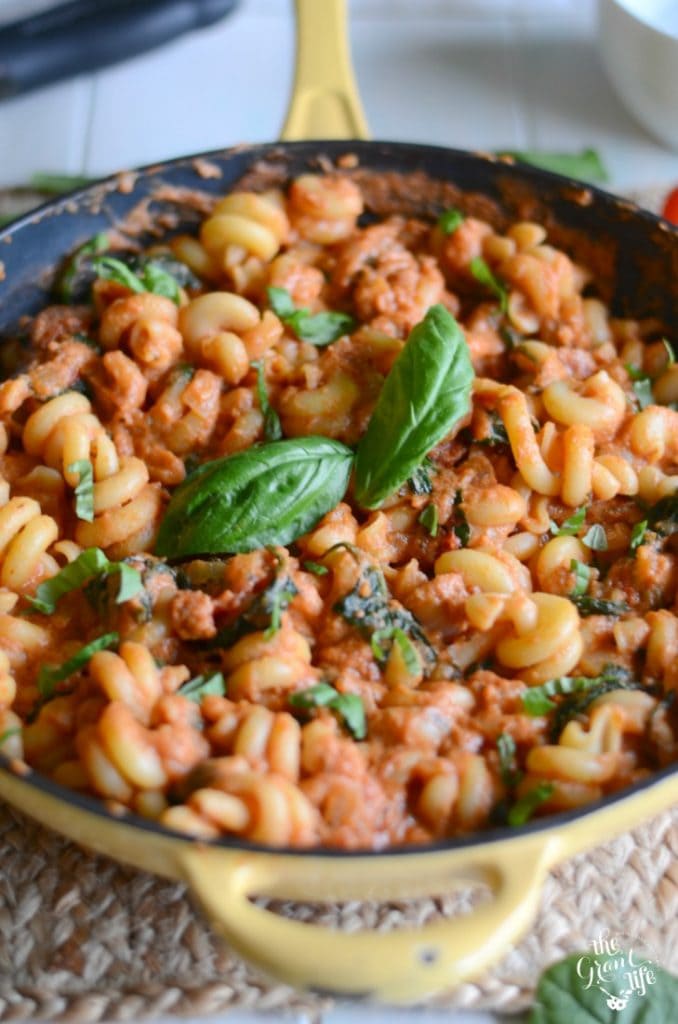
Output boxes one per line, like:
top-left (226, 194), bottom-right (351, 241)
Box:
top-left (0, 137), bottom-right (676, 858)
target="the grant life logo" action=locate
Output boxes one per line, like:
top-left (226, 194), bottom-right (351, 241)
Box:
top-left (575, 929), bottom-right (659, 1012)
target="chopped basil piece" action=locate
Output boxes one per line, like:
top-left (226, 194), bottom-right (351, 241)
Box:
top-left (497, 732), bottom-right (522, 789)
top-left (476, 411), bottom-right (509, 446)
top-left (522, 673), bottom-right (608, 716)
top-left (662, 338), bottom-right (676, 365)
top-left (418, 502), bottom-right (439, 537)
top-left (264, 573), bottom-right (298, 638)
top-left (569, 559), bottom-right (590, 597)
top-left (0, 727), bottom-right (20, 746)
top-left (408, 460), bottom-right (434, 495)
top-left (68, 459), bottom-right (94, 523)
top-left (178, 672), bottom-right (226, 703)
top-left (630, 519), bottom-right (648, 553)
top-left (569, 595), bottom-right (630, 617)
top-left (469, 257), bottom-right (508, 314)
top-left (453, 489), bottom-right (470, 547)
top-left (56, 231), bottom-right (109, 303)
top-left (28, 547), bottom-right (142, 615)
top-left (550, 507), bottom-right (585, 537)
top-left (392, 628), bottom-right (421, 675)
top-left (267, 286), bottom-right (355, 346)
top-left (507, 782), bottom-right (554, 827)
top-left (38, 632), bottom-right (119, 699)
top-left (437, 208), bottom-right (465, 235)
top-left (646, 493), bottom-right (678, 536)
top-left (550, 664), bottom-right (638, 739)
top-left (92, 255), bottom-right (182, 305)
top-left (290, 682), bottom-right (366, 740)
top-left (303, 560), bottom-right (329, 576)
top-left (632, 376), bottom-right (654, 410)
top-left (582, 524), bottom-right (607, 551)
top-left (253, 359), bottom-right (283, 442)
top-left (334, 564), bottom-right (435, 669)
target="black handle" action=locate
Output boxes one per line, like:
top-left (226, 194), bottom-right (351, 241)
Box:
top-left (0, 0), bottom-right (240, 100)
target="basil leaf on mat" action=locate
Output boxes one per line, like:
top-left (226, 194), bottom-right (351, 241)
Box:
top-left (353, 305), bottom-right (473, 509)
top-left (529, 951), bottom-right (678, 1023)
top-left (155, 437), bottom-right (354, 558)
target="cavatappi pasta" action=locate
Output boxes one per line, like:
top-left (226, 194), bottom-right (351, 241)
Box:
top-left (0, 171), bottom-right (676, 849)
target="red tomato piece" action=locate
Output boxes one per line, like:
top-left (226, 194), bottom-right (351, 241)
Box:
top-left (662, 186), bottom-right (678, 224)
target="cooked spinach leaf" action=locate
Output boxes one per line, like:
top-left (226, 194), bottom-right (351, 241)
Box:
top-left (453, 489), bottom-right (470, 547)
top-left (570, 595), bottom-right (630, 617)
top-left (497, 732), bottom-right (522, 789)
top-left (646, 494), bottom-right (678, 536)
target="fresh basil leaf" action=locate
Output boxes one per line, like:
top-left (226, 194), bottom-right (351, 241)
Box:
top-left (507, 782), bottom-right (554, 827)
top-left (496, 148), bottom-right (608, 183)
top-left (303, 560), bottom-right (329, 576)
top-left (38, 632), bottom-right (119, 699)
top-left (290, 682), bottom-right (366, 740)
top-left (178, 672), bottom-right (226, 703)
top-left (334, 564), bottom-right (436, 668)
top-left (453, 488), bottom-right (471, 547)
top-left (408, 459), bottom-right (434, 495)
top-left (92, 255), bottom-right (146, 293)
top-left (582, 524), bottom-right (607, 551)
top-left (646, 494), bottom-right (678, 536)
top-left (418, 502), bottom-right (439, 537)
top-left (469, 257), bottom-right (508, 313)
top-left (354, 305), bottom-right (474, 508)
top-left (569, 559), bottom-right (590, 597)
top-left (570, 595), bottom-right (630, 617)
top-left (56, 231), bottom-right (109, 303)
top-left (267, 286), bottom-right (355, 346)
top-left (529, 951), bottom-right (678, 1023)
top-left (67, 459), bottom-right (94, 523)
top-left (630, 519), bottom-right (648, 553)
top-left (551, 507), bottom-right (586, 536)
top-left (497, 732), bottom-right (522, 789)
top-left (155, 436), bottom-right (354, 558)
top-left (28, 547), bottom-right (142, 615)
top-left (437, 208), bottom-right (464, 235)
top-left (253, 359), bottom-right (283, 442)
top-left (522, 673), bottom-right (606, 716)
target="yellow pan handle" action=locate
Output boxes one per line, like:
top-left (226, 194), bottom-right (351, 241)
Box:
top-left (281, 0), bottom-right (370, 141)
top-left (180, 841), bottom-right (555, 1004)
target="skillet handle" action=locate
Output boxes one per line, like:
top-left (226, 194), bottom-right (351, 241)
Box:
top-left (281, 0), bottom-right (370, 141)
top-left (180, 839), bottom-right (558, 1004)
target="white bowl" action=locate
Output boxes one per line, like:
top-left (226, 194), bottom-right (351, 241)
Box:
top-left (599, 0), bottom-right (678, 150)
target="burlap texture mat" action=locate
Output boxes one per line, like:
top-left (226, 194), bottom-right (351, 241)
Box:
top-left (0, 183), bottom-right (676, 1022)
top-left (0, 801), bottom-right (676, 1021)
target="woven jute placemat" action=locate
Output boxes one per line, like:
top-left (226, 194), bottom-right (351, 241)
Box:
top-left (0, 802), bottom-right (676, 1021)
top-left (0, 183), bottom-right (676, 1022)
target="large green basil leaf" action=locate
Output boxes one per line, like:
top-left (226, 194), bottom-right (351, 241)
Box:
top-left (155, 436), bottom-right (354, 558)
top-left (530, 951), bottom-right (678, 1023)
top-left (353, 304), bottom-right (473, 508)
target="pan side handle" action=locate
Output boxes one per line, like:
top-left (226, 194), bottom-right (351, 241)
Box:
top-left (180, 838), bottom-right (560, 1003)
top-left (281, 0), bottom-right (370, 141)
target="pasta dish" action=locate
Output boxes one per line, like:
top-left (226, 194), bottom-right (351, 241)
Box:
top-left (0, 171), bottom-right (675, 849)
